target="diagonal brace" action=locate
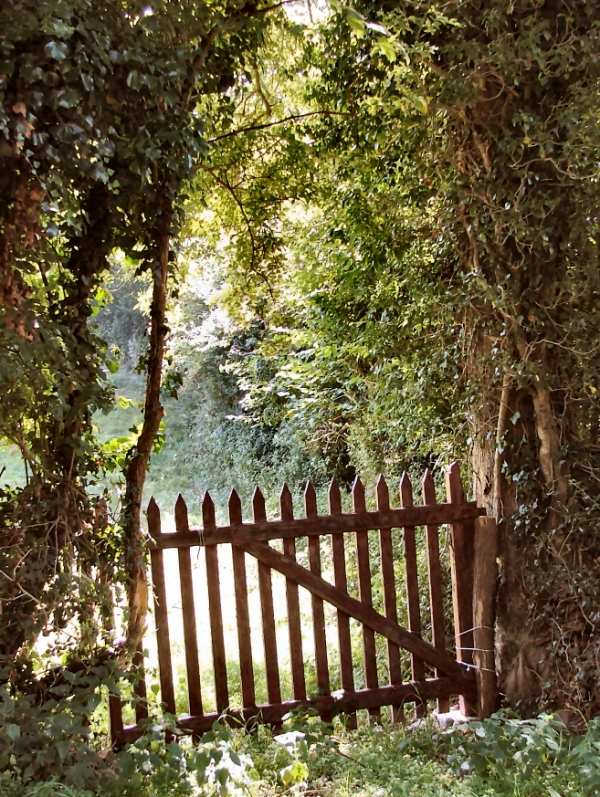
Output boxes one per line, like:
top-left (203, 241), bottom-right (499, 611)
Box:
top-left (238, 536), bottom-right (472, 681)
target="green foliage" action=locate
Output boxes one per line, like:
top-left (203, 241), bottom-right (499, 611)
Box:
top-left (434, 712), bottom-right (600, 793)
top-left (0, 664), bottom-right (119, 788)
top-left (184, 0), bottom-right (600, 711)
top-left (0, 0), bottom-right (285, 670)
top-left (2, 702), bottom-right (599, 797)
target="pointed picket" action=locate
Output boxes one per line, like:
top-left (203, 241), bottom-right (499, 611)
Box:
top-left (255, 484), bottom-right (281, 705)
top-left (230, 489), bottom-right (255, 709)
top-left (147, 497), bottom-right (161, 538)
top-left (445, 461), bottom-right (464, 504)
top-left (329, 477), bottom-right (354, 724)
top-left (352, 475), bottom-right (366, 513)
top-left (203, 491), bottom-right (228, 711)
top-left (148, 497), bottom-right (175, 716)
top-left (280, 482), bottom-right (305, 699)
top-left (399, 472), bottom-right (413, 508)
top-left (252, 486), bottom-right (266, 522)
top-left (304, 480), bottom-right (318, 517)
top-left (353, 475), bottom-right (379, 721)
top-left (229, 488), bottom-right (243, 524)
top-left (328, 478), bottom-right (342, 515)
top-left (400, 472), bottom-right (425, 715)
top-left (202, 491), bottom-right (216, 528)
top-left (376, 474), bottom-right (389, 509)
top-left (305, 480), bottom-right (329, 701)
top-left (279, 483), bottom-right (294, 521)
top-left (445, 461), bottom-right (476, 716)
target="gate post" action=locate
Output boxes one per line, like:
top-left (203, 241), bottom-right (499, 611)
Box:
top-left (472, 516), bottom-right (499, 718)
top-left (445, 463), bottom-right (477, 716)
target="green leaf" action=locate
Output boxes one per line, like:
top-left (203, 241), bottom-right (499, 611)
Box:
top-left (345, 9), bottom-right (365, 36)
top-left (126, 71), bottom-right (144, 91)
top-left (377, 37), bottom-right (396, 62)
top-left (56, 88), bottom-right (82, 109)
top-left (5, 723), bottom-right (20, 741)
top-left (44, 41), bottom-right (69, 61)
top-left (108, 360), bottom-right (120, 374)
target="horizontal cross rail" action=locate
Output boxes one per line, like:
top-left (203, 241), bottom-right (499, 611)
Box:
top-left (150, 503), bottom-right (484, 549)
top-left (114, 675), bottom-right (474, 744)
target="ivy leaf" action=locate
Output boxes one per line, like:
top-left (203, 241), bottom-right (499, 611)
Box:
top-left (126, 71), bottom-right (144, 90)
top-left (5, 723), bottom-right (20, 741)
top-left (44, 41), bottom-right (69, 61)
top-left (56, 88), bottom-right (82, 109)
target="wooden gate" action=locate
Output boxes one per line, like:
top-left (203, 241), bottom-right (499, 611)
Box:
top-left (110, 463), bottom-right (498, 745)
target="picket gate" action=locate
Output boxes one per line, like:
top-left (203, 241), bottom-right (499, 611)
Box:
top-left (110, 463), bottom-right (498, 744)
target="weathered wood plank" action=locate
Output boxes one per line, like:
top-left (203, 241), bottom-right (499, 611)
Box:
top-left (115, 675), bottom-right (473, 744)
top-left (230, 489), bottom-right (256, 709)
top-left (422, 469), bottom-right (449, 714)
top-left (150, 503), bottom-right (485, 550)
top-left (175, 494), bottom-right (203, 718)
top-left (148, 498), bottom-right (176, 715)
top-left (472, 516), bottom-right (499, 718)
top-left (376, 475), bottom-right (403, 723)
top-left (445, 463), bottom-right (477, 716)
top-left (353, 477), bottom-right (380, 722)
top-left (305, 481), bottom-right (330, 699)
top-left (329, 479), bottom-right (355, 727)
top-left (281, 485), bottom-right (306, 700)
top-left (203, 492), bottom-right (229, 712)
top-left (400, 474), bottom-right (425, 717)
top-left (253, 487), bottom-right (281, 705)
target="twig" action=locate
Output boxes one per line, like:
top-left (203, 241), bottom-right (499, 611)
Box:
top-left (208, 110), bottom-right (349, 143)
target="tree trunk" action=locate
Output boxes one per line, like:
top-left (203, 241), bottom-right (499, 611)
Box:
top-left (123, 185), bottom-right (172, 650)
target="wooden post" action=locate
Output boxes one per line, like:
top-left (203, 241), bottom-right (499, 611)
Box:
top-left (472, 516), bottom-right (499, 718)
top-left (445, 463), bottom-right (477, 716)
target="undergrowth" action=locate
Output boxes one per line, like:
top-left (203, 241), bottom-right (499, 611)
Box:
top-left (1, 704), bottom-right (599, 797)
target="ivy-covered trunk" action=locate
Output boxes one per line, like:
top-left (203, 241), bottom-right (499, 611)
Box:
top-left (123, 179), bottom-right (173, 650)
top-left (444, 1), bottom-right (600, 712)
